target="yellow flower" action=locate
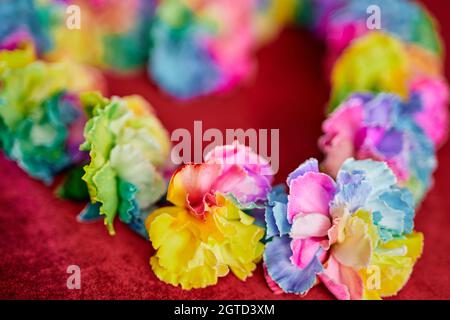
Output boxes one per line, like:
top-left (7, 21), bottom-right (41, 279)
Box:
top-left (146, 192), bottom-right (264, 290)
top-left (359, 232), bottom-right (424, 299)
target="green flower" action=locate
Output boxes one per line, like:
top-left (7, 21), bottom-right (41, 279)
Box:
top-left (80, 92), bottom-right (170, 235)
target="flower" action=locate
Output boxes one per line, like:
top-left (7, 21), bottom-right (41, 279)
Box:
top-left (323, 0), bottom-right (442, 57)
top-left (410, 76), bottom-right (449, 147)
top-left (47, 0), bottom-right (153, 71)
top-left (0, 0), bottom-right (53, 53)
top-left (319, 93), bottom-right (437, 204)
top-left (329, 32), bottom-right (442, 111)
top-left (145, 142), bottom-right (271, 289)
top-left (264, 158), bottom-right (423, 300)
top-left (148, 0), bottom-right (257, 99)
top-left (0, 46), bottom-right (89, 183)
top-left (80, 92), bottom-right (170, 235)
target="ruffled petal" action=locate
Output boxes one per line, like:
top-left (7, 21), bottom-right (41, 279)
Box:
top-left (287, 171), bottom-right (336, 222)
top-left (319, 254), bottom-right (363, 300)
top-left (265, 185), bottom-right (290, 238)
top-left (286, 158), bottom-right (319, 186)
top-left (167, 163), bottom-right (222, 217)
top-left (290, 213), bottom-right (331, 239)
top-left (146, 194), bottom-right (264, 290)
top-left (264, 236), bottom-right (323, 295)
top-left (359, 232), bottom-right (423, 298)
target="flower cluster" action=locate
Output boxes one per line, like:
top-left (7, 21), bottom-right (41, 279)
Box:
top-left (145, 142), bottom-right (272, 289)
top-left (80, 92), bottom-right (171, 236)
top-left (47, 0), bottom-right (155, 72)
top-left (328, 32), bottom-right (444, 111)
top-left (0, 0), bottom-right (53, 53)
top-left (264, 158), bottom-right (423, 300)
top-left (148, 0), bottom-right (296, 99)
top-left (0, 45), bottom-right (101, 183)
top-left (320, 92), bottom-right (438, 204)
top-left (308, 0), bottom-right (442, 70)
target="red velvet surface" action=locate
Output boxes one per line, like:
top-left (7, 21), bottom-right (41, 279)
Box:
top-left (1, 0), bottom-right (449, 300)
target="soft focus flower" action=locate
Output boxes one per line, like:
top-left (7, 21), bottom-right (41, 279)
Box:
top-left (0, 0), bottom-right (53, 53)
top-left (323, 0), bottom-right (442, 58)
top-left (264, 158), bottom-right (423, 300)
top-left (410, 76), bottom-right (449, 147)
top-left (329, 32), bottom-right (442, 111)
top-left (80, 92), bottom-right (170, 235)
top-left (47, 0), bottom-right (154, 71)
top-left (145, 142), bottom-right (271, 289)
top-left (254, 0), bottom-right (297, 44)
top-left (320, 93), bottom-right (437, 204)
top-left (149, 0), bottom-right (270, 99)
top-left (0, 47), bottom-right (89, 183)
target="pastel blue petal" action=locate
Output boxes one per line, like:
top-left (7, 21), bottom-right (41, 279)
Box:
top-left (265, 185), bottom-right (290, 239)
top-left (341, 158), bottom-right (397, 200)
top-left (396, 117), bottom-right (436, 204)
top-left (367, 187), bottom-right (415, 241)
top-left (287, 158), bottom-right (319, 187)
top-left (264, 236), bottom-right (323, 294)
top-left (333, 170), bottom-right (372, 213)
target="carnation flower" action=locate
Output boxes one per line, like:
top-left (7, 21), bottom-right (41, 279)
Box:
top-left (320, 93), bottom-right (437, 204)
top-left (80, 92), bottom-right (170, 235)
top-left (145, 142), bottom-right (272, 289)
top-left (329, 32), bottom-right (443, 111)
top-left (264, 158), bottom-right (423, 300)
top-left (0, 47), bottom-right (92, 183)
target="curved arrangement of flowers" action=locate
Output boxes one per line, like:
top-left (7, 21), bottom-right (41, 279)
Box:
top-left (80, 92), bottom-right (171, 236)
top-left (264, 158), bottom-right (423, 300)
top-left (0, 0), bottom-right (448, 300)
top-left (145, 142), bottom-right (272, 289)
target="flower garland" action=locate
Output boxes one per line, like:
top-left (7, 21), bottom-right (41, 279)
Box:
top-left (0, 0), bottom-right (448, 300)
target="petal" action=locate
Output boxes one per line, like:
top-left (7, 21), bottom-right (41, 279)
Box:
top-left (265, 185), bottom-right (290, 238)
top-left (213, 164), bottom-right (271, 206)
top-left (287, 171), bottom-right (336, 222)
top-left (368, 187), bottom-right (415, 240)
top-left (205, 141), bottom-right (273, 177)
top-left (332, 215), bottom-right (373, 269)
top-left (110, 144), bottom-right (166, 209)
top-left (264, 236), bottom-right (323, 295)
top-left (358, 232), bottom-right (423, 298)
top-left (319, 255), bottom-right (363, 300)
top-left (340, 158), bottom-right (397, 199)
top-left (290, 213), bottom-right (331, 239)
top-left (291, 238), bottom-right (327, 269)
top-left (167, 163), bottom-right (222, 209)
top-left (287, 158), bottom-right (319, 187)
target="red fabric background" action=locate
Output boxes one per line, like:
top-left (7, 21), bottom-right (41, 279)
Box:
top-left (1, 0), bottom-right (449, 300)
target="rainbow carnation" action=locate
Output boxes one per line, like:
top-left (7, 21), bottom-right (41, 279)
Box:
top-left (145, 142), bottom-right (272, 289)
top-left (0, 0), bottom-right (54, 53)
top-left (0, 46), bottom-right (99, 183)
top-left (316, 0), bottom-right (442, 60)
top-left (264, 158), bottom-right (423, 300)
top-left (45, 0), bottom-right (154, 72)
top-left (149, 0), bottom-right (255, 98)
top-left (320, 93), bottom-right (437, 204)
top-left (329, 32), bottom-right (444, 110)
top-left (80, 92), bottom-right (170, 236)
